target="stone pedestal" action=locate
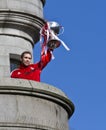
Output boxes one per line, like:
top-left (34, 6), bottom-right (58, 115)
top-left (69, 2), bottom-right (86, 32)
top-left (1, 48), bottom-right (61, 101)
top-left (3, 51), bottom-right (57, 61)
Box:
top-left (0, 78), bottom-right (74, 130)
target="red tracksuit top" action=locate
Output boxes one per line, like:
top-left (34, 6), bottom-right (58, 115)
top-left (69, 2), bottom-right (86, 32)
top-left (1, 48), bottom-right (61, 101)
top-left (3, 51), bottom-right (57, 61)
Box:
top-left (11, 50), bottom-right (52, 82)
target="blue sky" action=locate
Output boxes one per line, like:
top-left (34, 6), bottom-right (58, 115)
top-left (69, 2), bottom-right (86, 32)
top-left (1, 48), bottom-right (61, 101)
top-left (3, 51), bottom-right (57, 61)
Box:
top-left (34, 0), bottom-right (106, 130)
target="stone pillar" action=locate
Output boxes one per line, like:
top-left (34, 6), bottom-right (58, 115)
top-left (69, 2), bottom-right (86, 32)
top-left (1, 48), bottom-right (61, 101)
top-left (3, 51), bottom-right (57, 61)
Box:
top-left (0, 0), bottom-right (45, 77)
top-left (0, 0), bottom-right (75, 130)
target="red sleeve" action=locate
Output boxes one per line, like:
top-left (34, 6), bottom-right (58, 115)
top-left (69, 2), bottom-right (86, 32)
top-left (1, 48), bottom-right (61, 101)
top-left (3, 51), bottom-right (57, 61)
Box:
top-left (10, 69), bottom-right (18, 78)
top-left (39, 49), bottom-right (52, 69)
top-left (11, 70), bottom-right (16, 78)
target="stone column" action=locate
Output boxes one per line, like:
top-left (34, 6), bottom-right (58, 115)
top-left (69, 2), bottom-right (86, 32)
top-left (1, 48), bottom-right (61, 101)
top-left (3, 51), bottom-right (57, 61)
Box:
top-left (0, 0), bottom-right (45, 77)
top-left (0, 0), bottom-right (75, 130)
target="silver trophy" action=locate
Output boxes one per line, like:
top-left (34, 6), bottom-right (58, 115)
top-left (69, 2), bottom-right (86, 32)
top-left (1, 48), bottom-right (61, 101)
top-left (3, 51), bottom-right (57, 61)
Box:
top-left (40, 21), bottom-right (70, 51)
top-left (47, 21), bottom-right (62, 50)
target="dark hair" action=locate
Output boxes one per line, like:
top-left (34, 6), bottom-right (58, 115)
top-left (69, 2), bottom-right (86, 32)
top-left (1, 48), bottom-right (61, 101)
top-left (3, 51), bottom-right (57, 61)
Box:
top-left (21, 51), bottom-right (32, 59)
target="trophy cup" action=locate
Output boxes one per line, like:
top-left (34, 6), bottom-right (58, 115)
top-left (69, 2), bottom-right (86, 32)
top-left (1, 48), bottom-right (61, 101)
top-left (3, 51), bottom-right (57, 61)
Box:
top-left (47, 21), bottom-right (62, 50)
top-left (40, 21), bottom-right (70, 53)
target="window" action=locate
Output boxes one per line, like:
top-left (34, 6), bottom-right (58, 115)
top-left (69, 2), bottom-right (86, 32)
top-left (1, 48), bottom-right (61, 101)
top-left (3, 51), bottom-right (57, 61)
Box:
top-left (10, 59), bottom-right (20, 72)
top-left (10, 54), bottom-right (20, 72)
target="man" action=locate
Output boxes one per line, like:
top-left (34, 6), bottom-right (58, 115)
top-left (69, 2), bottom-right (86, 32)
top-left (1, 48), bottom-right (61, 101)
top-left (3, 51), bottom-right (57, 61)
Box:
top-left (11, 49), bottom-right (52, 82)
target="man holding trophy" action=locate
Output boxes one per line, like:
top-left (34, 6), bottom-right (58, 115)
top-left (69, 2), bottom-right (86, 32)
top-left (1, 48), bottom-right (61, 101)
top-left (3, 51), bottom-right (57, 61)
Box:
top-left (11, 21), bottom-right (68, 82)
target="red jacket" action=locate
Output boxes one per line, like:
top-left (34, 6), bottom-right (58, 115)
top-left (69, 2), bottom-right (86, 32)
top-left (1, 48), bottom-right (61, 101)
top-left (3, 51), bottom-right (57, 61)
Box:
top-left (11, 50), bottom-right (52, 82)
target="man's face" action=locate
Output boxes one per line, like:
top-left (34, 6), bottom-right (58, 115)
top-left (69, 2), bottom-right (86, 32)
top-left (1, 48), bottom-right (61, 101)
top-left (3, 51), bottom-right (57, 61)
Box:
top-left (21, 53), bottom-right (32, 66)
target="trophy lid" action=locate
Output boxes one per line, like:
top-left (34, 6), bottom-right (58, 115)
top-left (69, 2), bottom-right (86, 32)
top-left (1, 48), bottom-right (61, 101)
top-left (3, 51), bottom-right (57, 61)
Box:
top-left (48, 21), bottom-right (61, 34)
